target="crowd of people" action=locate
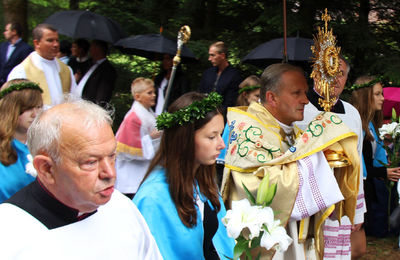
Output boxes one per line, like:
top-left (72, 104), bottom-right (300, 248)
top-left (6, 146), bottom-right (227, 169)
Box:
top-left (0, 21), bottom-right (399, 260)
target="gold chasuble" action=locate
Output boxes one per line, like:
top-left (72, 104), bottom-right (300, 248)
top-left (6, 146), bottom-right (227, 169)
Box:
top-left (22, 55), bottom-right (71, 105)
top-left (221, 102), bottom-right (360, 259)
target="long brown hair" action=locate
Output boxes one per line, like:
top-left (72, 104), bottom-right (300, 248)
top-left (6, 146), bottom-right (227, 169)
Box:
top-left (350, 75), bottom-right (383, 141)
top-left (0, 79), bottom-right (43, 165)
top-left (143, 92), bottom-right (222, 227)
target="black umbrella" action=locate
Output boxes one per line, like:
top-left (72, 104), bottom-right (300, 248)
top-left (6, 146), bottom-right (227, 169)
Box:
top-left (114, 34), bottom-right (196, 61)
top-left (242, 37), bottom-right (313, 67)
top-left (45, 10), bottom-right (125, 43)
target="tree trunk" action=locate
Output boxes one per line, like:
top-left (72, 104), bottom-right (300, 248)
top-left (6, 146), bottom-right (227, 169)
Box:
top-left (2, 0), bottom-right (28, 41)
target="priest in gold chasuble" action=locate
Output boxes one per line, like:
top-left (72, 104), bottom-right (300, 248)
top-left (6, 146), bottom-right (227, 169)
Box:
top-left (221, 63), bottom-right (360, 260)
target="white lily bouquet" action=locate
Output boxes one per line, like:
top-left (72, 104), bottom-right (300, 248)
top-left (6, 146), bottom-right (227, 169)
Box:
top-left (379, 108), bottom-right (400, 168)
top-left (378, 108), bottom-right (400, 226)
top-left (222, 174), bottom-right (293, 260)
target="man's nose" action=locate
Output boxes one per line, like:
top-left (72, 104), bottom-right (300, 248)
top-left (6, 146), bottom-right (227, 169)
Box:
top-left (99, 157), bottom-right (116, 179)
top-left (301, 93), bottom-right (309, 105)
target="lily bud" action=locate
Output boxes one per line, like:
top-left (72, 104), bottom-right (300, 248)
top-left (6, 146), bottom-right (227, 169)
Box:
top-left (264, 183), bottom-right (277, 206)
top-left (256, 173), bottom-right (270, 205)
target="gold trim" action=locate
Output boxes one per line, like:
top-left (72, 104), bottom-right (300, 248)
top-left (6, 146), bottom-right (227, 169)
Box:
top-left (116, 142), bottom-right (143, 157)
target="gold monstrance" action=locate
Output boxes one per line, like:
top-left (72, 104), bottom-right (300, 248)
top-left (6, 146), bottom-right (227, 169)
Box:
top-left (311, 9), bottom-right (350, 168)
top-left (310, 9), bottom-right (341, 112)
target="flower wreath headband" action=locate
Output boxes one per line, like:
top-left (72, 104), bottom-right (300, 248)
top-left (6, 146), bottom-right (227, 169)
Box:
top-left (0, 82), bottom-right (43, 99)
top-left (238, 85), bottom-right (260, 94)
top-left (347, 76), bottom-right (385, 91)
top-left (156, 92), bottom-right (223, 130)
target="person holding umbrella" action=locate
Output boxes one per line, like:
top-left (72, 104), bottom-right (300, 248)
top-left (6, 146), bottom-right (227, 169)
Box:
top-left (198, 41), bottom-right (242, 111)
top-left (74, 40), bottom-right (116, 106)
top-left (7, 24), bottom-right (76, 108)
top-left (68, 38), bottom-right (92, 83)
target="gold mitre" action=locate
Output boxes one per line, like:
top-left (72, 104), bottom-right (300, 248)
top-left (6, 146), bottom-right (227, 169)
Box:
top-left (310, 8), bottom-right (341, 112)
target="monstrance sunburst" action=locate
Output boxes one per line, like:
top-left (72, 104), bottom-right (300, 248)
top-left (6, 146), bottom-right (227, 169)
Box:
top-left (310, 8), bottom-right (341, 112)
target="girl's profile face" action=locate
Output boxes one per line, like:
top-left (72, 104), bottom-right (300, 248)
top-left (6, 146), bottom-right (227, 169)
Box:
top-left (194, 114), bottom-right (225, 168)
top-left (372, 83), bottom-right (384, 112)
top-left (245, 89), bottom-right (260, 104)
top-left (16, 105), bottom-right (42, 134)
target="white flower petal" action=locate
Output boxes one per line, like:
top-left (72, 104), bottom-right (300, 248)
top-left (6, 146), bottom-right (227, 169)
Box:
top-left (379, 122), bottom-right (399, 139)
top-left (25, 154), bottom-right (37, 178)
top-left (222, 199), bottom-right (267, 239)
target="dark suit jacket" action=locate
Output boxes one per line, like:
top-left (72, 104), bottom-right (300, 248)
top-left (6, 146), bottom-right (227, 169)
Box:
top-left (0, 40), bottom-right (33, 84)
top-left (198, 65), bottom-right (242, 109)
top-left (81, 59), bottom-right (117, 106)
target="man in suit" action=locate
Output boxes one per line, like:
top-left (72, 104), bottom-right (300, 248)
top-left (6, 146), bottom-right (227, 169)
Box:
top-left (198, 41), bottom-right (242, 111)
top-left (74, 40), bottom-right (116, 106)
top-left (0, 23), bottom-right (33, 85)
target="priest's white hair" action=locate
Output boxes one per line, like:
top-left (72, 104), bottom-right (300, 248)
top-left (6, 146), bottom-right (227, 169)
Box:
top-left (27, 95), bottom-right (113, 163)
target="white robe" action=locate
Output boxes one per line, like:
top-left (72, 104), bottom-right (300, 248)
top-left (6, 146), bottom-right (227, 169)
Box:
top-left (115, 101), bottom-right (160, 193)
top-left (0, 190), bottom-right (163, 260)
top-left (7, 51), bottom-right (76, 108)
top-left (296, 99), bottom-right (366, 259)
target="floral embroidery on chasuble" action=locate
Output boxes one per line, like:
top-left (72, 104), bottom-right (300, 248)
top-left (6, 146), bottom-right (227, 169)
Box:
top-left (221, 102), bottom-right (360, 228)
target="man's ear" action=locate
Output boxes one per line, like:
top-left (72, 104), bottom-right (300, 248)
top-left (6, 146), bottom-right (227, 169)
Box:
top-left (33, 155), bottom-right (55, 185)
top-left (221, 52), bottom-right (227, 60)
top-left (265, 91), bottom-right (278, 107)
top-left (33, 39), bottom-right (40, 49)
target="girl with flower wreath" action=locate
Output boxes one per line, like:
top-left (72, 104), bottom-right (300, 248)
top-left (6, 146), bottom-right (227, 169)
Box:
top-left (133, 92), bottom-right (235, 259)
top-left (350, 75), bottom-right (400, 237)
top-left (0, 79), bottom-right (43, 203)
top-left (236, 75), bottom-right (261, 106)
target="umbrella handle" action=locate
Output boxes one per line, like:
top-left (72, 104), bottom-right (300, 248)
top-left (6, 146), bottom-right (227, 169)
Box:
top-left (162, 26), bottom-right (191, 112)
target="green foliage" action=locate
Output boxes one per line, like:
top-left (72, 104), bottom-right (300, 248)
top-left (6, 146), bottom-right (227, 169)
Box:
top-left (0, 82), bottom-right (42, 99)
top-left (2, 0), bottom-right (399, 129)
top-left (155, 92), bottom-right (223, 130)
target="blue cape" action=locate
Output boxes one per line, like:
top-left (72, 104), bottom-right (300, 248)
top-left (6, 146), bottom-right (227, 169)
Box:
top-left (362, 122), bottom-right (388, 178)
top-left (133, 167), bottom-right (234, 260)
top-left (0, 139), bottom-right (35, 203)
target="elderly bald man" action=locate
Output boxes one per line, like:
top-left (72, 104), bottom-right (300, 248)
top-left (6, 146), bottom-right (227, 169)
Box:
top-left (0, 97), bottom-right (162, 260)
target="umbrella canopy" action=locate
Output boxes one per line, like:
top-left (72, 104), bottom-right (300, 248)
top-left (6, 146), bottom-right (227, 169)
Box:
top-left (45, 10), bottom-right (125, 43)
top-left (114, 34), bottom-right (196, 61)
top-left (383, 87), bottom-right (400, 117)
top-left (242, 37), bottom-right (313, 66)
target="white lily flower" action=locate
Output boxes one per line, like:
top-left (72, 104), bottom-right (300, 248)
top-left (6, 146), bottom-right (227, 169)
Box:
top-left (394, 124), bottom-right (400, 138)
top-left (25, 154), bottom-right (37, 177)
top-left (379, 122), bottom-right (398, 139)
top-left (223, 199), bottom-right (266, 239)
top-left (260, 218), bottom-right (293, 252)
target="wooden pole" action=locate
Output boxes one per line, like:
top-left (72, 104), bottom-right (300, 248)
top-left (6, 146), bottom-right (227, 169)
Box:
top-left (283, 0), bottom-right (288, 63)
